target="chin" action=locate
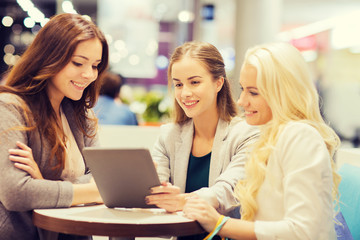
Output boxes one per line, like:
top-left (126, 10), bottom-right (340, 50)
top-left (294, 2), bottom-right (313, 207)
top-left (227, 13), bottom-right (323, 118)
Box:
top-left (68, 95), bottom-right (83, 101)
top-left (182, 109), bottom-right (194, 118)
top-left (184, 113), bottom-right (194, 118)
top-left (245, 119), bottom-right (261, 126)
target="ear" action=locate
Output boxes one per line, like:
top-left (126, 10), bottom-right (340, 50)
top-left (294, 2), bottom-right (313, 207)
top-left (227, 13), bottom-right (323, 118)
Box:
top-left (215, 77), bottom-right (224, 93)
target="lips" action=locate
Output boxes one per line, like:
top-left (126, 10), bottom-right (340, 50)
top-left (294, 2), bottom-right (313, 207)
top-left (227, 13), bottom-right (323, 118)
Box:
top-left (182, 100), bottom-right (199, 108)
top-left (183, 101), bottom-right (198, 106)
top-left (71, 80), bottom-right (86, 89)
top-left (244, 110), bottom-right (257, 116)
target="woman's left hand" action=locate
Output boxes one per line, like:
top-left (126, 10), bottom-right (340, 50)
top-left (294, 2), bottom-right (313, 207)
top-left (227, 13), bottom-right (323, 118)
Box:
top-left (183, 196), bottom-right (221, 233)
top-left (9, 141), bottom-right (44, 179)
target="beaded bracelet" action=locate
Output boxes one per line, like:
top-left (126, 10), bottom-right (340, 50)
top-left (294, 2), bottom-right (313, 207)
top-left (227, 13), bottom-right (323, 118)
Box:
top-left (203, 215), bottom-right (230, 240)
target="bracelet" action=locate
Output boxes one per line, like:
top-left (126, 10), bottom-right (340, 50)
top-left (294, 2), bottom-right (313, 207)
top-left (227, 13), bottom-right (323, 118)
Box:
top-left (203, 215), bottom-right (230, 240)
top-left (203, 215), bottom-right (224, 240)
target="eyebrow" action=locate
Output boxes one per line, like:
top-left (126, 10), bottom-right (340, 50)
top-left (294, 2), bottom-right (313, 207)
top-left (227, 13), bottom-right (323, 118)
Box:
top-left (247, 86), bottom-right (258, 90)
top-left (240, 82), bottom-right (257, 88)
top-left (240, 83), bottom-right (258, 91)
top-left (172, 76), bottom-right (202, 81)
top-left (73, 55), bottom-right (102, 63)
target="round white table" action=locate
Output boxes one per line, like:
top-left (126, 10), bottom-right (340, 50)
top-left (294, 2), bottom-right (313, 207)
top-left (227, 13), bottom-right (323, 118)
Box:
top-left (33, 204), bottom-right (204, 238)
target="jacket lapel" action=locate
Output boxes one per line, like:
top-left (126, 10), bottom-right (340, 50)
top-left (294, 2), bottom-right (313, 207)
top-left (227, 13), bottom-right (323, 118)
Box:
top-left (174, 120), bottom-right (194, 193)
top-left (209, 119), bottom-right (229, 186)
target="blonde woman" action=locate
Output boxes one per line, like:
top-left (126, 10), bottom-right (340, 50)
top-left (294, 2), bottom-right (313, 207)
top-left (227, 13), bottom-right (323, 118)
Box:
top-left (183, 42), bottom-right (340, 240)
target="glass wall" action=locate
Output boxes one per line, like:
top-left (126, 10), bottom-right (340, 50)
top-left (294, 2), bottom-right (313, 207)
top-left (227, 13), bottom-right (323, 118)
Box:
top-left (1, 0), bottom-right (360, 145)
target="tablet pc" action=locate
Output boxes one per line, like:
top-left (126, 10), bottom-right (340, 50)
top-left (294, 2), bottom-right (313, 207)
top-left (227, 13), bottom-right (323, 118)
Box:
top-left (83, 147), bottom-right (161, 208)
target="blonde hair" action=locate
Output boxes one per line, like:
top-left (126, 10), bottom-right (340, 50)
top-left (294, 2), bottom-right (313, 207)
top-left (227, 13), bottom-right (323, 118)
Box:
top-left (234, 42), bottom-right (340, 220)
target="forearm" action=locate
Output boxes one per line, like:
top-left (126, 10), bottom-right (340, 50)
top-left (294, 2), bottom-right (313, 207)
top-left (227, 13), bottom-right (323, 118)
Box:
top-left (195, 187), bottom-right (220, 210)
top-left (219, 218), bottom-right (256, 240)
top-left (71, 182), bottom-right (101, 206)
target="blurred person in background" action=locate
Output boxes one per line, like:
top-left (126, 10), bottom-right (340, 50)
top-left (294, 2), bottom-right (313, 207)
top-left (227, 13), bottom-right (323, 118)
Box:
top-left (93, 71), bottom-right (138, 125)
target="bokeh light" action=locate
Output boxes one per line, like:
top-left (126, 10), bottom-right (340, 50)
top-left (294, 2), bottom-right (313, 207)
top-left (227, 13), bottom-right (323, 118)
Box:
top-left (2, 16), bottom-right (14, 27)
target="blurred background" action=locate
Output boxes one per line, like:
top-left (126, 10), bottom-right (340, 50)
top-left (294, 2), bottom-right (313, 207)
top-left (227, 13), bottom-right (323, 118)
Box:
top-left (1, 0), bottom-right (360, 146)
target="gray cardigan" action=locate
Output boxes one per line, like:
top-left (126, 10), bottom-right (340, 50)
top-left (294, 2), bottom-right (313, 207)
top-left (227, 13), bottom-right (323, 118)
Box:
top-left (152, 117), bottom-right (259, 214)
top-left (0, 93), bottom-right (98, 240)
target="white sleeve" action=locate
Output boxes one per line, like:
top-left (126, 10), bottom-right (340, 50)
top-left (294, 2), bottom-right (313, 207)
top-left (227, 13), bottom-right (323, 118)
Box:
top-left (254, 123), bottom-right (335, 240)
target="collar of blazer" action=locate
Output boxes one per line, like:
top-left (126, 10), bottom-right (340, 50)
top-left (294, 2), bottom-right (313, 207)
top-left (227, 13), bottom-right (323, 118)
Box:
top-left (173, 118), bottom-right (231, 191)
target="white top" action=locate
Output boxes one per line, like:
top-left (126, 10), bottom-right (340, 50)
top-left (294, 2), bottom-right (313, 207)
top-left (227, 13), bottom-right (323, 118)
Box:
top-left (60, 107), bottom-right (85, 182)
top-left (254, 122), bottom-right (336, 240)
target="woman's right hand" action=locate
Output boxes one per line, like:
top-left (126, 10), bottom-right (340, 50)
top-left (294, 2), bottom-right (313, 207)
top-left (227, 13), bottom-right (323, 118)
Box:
top-left (9, 141), bottom-right (44, 179)
top-left (145, 182), bottom-right (189, 212)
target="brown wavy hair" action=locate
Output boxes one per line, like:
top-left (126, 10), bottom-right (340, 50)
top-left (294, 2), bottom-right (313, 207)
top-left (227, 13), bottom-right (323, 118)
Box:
top-left (0, 13), bottom-right (109, 171)
top-left (167, 41), bottom-right (237, 124)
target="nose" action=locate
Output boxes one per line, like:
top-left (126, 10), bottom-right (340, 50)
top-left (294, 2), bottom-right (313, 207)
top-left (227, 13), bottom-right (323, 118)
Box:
top-left (181, 84), bottom-right (192, 98)
top-left (237, 91), bottom-right (248, 107)
top-left (81, 66), bottom-right (97, 80)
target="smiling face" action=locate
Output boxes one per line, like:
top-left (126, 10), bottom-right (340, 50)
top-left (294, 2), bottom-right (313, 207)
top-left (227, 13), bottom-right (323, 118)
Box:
top-left (47, 37), bottom-right (103, 110)
top-left (237, 64), bottom-right (272, 125)
top-left (171, 56), bottom-right (223, 120)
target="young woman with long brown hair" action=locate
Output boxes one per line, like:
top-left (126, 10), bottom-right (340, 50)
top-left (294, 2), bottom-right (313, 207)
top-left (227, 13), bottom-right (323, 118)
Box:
top-left (0, 13), bottom-right (108, 239)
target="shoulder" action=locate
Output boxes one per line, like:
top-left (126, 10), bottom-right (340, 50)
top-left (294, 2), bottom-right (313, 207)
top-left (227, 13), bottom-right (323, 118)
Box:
top-left (226, 117), bottom-right (260, 138)
top-left (97, 95), bottom-right (112, 103)
top-left (117, 103), bottom-right (134, 113)
top-left (158, 122), bottom-right (176, 139)
top-left (274, 122), bottom-right (331, 176)
top-left (0, 92), bottom-right (24, 105)
top-left (0, 93), bottom-right (29, 114)
top-left (0, 93), bottom-right (32, 128)
top-left (158, 120), bottom-right (192, 139)
top-left (279, 121), bottom-right (322, 141)
top-left (94, 96), bottom-right (114, 110)
top-left (276, 121), bottom-right (326, 157)
top-left (229, 116), bottom-right (257, 129)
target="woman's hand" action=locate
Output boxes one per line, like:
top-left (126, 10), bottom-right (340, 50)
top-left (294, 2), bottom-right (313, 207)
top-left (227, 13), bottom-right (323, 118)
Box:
top-left (8, 141), bottom-right (43, 179)
top-left (72, 177), bottom-right (104, 206)
top-left (145, 182), bottom-right (189, 212)
top-left (183, 196), bottom-right (221, 233)
top-left (88, 177), bottom-right (103, 204)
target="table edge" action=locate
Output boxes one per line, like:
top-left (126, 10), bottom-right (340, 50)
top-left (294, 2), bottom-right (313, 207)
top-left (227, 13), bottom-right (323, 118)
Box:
top-left (33, 209), bottom-right (205, 237)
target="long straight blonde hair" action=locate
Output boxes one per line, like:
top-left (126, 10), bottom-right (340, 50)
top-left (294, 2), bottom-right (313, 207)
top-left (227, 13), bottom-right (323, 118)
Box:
top-left (234, 42), bottom-right (340, 220)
